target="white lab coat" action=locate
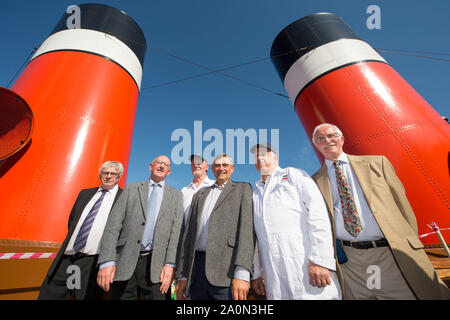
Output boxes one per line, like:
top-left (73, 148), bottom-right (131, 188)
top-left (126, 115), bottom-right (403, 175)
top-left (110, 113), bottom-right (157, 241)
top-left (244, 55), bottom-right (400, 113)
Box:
top-left (253, 167), bottom-right (341, 300)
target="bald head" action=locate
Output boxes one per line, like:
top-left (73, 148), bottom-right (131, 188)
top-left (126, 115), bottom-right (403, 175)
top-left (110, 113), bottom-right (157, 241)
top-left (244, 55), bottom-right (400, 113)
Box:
top-left (149, 155), bottom-right (172, 182)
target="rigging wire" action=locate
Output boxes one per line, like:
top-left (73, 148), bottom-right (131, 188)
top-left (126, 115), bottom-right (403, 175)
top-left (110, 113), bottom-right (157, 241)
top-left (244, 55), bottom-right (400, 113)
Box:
top-left (7, 25), bottom-right (450, 98)
top-left (6, 46), bottom-right (38, 89)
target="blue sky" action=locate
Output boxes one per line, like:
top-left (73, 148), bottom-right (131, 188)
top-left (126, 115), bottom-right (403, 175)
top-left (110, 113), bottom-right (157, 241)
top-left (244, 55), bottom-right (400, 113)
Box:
top-left (1, 0), bottom-right (449, 190)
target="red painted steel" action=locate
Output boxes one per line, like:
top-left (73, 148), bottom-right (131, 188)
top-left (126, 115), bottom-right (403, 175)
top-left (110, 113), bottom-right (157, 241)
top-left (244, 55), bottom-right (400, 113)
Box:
top-left (0, 51), bottom-right (138, 242)
top-left (296, 61), bottom-right (450, 244)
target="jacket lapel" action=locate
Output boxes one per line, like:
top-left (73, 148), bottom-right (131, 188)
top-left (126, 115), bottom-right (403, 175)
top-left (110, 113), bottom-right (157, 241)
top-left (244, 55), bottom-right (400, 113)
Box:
top-left (315, 165), bottom-right (334, 218)
top-left (196, 187), bottom-right (212, 225)
top-left (212, 180), bottom-right (234, 211)
top-left (138, 180), bottom-right (150, 220)
top-left (348, 155), bottom-right (372, 208)
top-left (155, 184), bottom-right (170, 226)
top-left (71, 188), bottom-right (97, 229)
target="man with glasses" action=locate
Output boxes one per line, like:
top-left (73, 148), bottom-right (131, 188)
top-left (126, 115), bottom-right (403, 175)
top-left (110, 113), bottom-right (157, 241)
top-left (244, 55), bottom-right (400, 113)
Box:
top-left (176, 154), bottom-right (254, 300)
top-left (38, 161), bottom-right (124, 300)
top-left (311, 123), bottom-right (449, 300)
top-left (97, 155), bottom-right (184, 300)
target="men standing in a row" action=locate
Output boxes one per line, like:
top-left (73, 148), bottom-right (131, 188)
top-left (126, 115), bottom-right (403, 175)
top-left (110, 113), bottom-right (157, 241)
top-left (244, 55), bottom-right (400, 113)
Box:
top-left (176, 154), bottom-right (254, 300)
top-left (38, 161), bottom-right (123, 300)
top-left (181, 154), bottom-right (214, 223)
top-left (311, 123), bottom-right (449, 299)
top-left (97, 155), bottom-right (184, 300)
top-left (250, 143), bottom-right (341, 300)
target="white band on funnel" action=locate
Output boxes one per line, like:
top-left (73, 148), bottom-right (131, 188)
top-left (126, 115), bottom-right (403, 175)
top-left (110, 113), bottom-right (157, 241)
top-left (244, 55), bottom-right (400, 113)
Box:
top-left (283, 38), bottom-right (386, 104)
top-left (32, 29), bottom-right (143, 90)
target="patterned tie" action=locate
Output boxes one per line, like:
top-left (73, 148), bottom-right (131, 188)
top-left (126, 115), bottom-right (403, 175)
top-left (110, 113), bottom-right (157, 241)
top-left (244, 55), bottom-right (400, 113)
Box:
top-left (141, 183), bottom-right (159, 249)
top-left (73, 189), bottom-right (108, 252)
top-left (333, 160), bottom-right (363, 237)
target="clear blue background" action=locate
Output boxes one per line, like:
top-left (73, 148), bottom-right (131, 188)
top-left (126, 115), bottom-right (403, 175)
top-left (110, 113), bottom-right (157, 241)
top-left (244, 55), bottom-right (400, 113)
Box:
top-left (1, 0), bottom-right (449, 190)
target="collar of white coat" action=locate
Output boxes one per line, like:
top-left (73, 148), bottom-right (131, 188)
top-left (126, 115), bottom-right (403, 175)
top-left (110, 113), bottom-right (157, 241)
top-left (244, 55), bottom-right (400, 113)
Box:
top-left (255, 166), bottom-right (284, 189)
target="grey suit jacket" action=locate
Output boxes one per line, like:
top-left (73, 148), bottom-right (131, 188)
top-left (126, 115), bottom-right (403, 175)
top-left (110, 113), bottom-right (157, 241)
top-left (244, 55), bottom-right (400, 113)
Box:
top-left (98, 179), bottom-right (184, 284)
top-left (176, 180), bottom-right (254, 288)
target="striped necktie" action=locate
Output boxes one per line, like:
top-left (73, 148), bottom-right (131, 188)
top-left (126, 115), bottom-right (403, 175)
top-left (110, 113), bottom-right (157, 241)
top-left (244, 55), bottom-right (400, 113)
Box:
top-left (333, 160), bottom-right (363, 237)
top-left (73, 189), bottom-right (108, 252)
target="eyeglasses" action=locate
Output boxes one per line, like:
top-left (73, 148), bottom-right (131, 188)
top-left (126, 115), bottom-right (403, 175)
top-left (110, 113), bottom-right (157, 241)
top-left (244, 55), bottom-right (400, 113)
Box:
top-left (153, 160), bottom-right (170, 168)
top-left (315, 133), bottom-right (341, 144)
top-left (101, 171), bottom-right (119, 177)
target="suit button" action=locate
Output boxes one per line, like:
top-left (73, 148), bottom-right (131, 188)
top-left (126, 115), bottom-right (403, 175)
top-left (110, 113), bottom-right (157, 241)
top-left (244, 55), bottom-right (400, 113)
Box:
top-left (142, 222), bottom-right (145, 226)
top-left (137, 240), bottom-right (141, 244)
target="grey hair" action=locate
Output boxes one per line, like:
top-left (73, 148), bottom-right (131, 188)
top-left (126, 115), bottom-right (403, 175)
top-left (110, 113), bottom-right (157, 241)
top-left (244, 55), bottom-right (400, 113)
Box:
top-left (99, 161), bottom-right (124, 176)
top-left (212, 153), bottom-right (234, 166)
top-left (311, 123), bottom-right (343, 145)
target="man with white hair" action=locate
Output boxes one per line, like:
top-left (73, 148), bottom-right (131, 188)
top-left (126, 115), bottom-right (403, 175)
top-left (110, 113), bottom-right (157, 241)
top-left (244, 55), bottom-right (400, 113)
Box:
top-left (311, 123), bottom-right (449, 299)
top-left (250, 143), bottom-right (341, 300)
top-left (39, 161), bottom-right (123, 300)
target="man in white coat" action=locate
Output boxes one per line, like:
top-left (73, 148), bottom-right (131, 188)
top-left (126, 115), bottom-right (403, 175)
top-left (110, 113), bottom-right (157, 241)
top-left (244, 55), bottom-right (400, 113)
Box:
top-left (250, 143), bottom-right (341, 300)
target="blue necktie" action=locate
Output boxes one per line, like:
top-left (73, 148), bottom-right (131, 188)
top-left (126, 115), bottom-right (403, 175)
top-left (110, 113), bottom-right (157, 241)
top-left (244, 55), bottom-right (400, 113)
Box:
top-left (73, 189), bottom-right (108, 252)
top-left (141, 183), bottom-right (159, 249)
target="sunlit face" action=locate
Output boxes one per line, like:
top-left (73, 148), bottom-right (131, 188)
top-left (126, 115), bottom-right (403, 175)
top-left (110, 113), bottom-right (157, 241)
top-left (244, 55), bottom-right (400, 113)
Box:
top-left (191, 158), bottom-right (209, 177)
top-left (99, 167), bottom-right (121, 190)
top-left (314, 125), bottom-right (344, 161)
top-left (212, 157), bottom-right (234, 183)
top-left (149, 155), bottom-right (172, 182)
top-left (254, 148), bottom-right (278, 175)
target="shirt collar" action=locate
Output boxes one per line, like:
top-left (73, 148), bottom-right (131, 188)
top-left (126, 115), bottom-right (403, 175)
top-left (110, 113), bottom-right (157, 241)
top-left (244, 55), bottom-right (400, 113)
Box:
top-left (149, 178), bottom-right (165, 188)
top-left (213, 180), bottom-right (228, 190)
top-left (99, 184), bottom-right (118, 194)
top-left (325, 152), bottom-right (349, 169)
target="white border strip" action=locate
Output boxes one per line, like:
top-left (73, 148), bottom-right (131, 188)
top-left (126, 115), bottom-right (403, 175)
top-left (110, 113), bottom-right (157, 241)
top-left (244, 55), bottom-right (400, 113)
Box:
top-left (32, 29), bottom-right (143, 90)
top-left (283, 38), bottom-right (386, 104)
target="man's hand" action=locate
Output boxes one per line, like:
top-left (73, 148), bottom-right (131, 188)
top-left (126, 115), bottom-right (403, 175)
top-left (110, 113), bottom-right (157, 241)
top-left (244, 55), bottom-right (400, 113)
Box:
top-left (231, 278), bottom-right (250, 300)
top-left (176, 279), bottom-right (187, 300)
top-left (251, 277), bottom-right (266, 297)
top-left (308, 261), bottom-right (331, 288)
top-left (97, 265), bottom-right (116, 292)
top-left (159, 265), bottom-right (175, 294)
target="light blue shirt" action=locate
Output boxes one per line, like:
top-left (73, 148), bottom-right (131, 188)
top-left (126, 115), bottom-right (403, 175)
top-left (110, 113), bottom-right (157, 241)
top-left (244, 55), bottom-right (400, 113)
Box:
top-left (325, 153), bottom-right (385, 241)
top-left (99, 178), bottom-right (175, 270)
top-left (141, 179), bottom-right (165, 251)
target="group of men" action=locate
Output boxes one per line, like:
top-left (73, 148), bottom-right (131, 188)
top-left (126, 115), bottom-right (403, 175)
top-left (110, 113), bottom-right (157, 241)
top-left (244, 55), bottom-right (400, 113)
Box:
top-left (38, 123), bottom-right (449, 300)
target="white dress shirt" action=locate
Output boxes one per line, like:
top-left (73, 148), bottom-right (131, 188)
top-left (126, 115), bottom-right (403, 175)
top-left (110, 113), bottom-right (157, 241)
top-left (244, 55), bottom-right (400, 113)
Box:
top-left (181, 176), bottom-right (214, 223)
top-left (325, 153), bottom-right (385, 241)
top-left (65, 184), bottom-right (119, 255)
